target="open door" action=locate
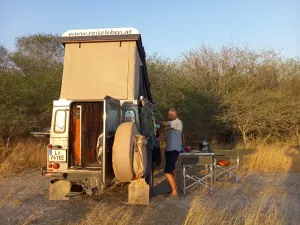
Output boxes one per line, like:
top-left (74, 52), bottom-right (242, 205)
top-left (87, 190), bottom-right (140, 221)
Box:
top-left (69, 102), bottom-right (103, 168)
top-left (72, 105), bottom-right (82, 166)
top-left (101, 96), bottom-right (121, 189)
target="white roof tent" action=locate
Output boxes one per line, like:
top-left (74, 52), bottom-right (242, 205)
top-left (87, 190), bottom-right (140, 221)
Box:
top-left (60, 28), bottom-right (153, 103)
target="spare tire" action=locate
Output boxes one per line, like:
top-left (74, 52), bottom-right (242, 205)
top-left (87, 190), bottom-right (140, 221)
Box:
top-left (112, 122), bottom-right (138, 182)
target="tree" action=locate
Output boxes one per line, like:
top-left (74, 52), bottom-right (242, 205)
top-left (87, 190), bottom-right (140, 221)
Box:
top-left (10, 33), bottom-right (64, 75)
top-left (0, 34), bottom-right (63, 143)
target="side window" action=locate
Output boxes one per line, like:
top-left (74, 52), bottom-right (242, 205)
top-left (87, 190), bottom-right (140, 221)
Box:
top-left (54, 110), bottom-right (66, 133)
top-left (124, 110), bottom-right (136, 123)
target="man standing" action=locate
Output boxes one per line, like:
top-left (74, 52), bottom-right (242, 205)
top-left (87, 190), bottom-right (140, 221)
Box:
top-left (159, 108), bottom-right (183, 199)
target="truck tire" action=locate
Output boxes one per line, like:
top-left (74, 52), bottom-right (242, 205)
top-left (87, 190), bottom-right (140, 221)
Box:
top-left (112, 122), bottom-right (138, 182)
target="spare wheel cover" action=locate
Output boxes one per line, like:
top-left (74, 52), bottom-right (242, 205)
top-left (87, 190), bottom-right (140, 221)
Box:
top-left (112, 122), bottom-right (138, 182)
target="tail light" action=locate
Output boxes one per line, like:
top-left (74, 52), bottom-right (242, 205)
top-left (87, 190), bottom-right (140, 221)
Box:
top-left (47, 144), bottom-right (53, 149)
top-left (53, 163), bottom-right (60, 169)
top-left (48, 163), bottom-right (53, 168)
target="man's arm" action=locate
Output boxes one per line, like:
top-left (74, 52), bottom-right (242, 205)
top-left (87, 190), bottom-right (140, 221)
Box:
top-left (157, 121), bottom-right (169, 127)
top-left (158, 120), bottom-right (178, 129)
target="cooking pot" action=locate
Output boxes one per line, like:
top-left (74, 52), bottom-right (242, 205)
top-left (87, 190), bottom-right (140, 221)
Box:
top-left (199, 140), bottom-right (210, 152)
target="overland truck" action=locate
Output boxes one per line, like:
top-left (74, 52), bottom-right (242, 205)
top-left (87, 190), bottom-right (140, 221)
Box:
top-left (41, 28), bottom-right (157, 200)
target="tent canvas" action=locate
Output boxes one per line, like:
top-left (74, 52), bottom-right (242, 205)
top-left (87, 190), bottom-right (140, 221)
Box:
top-left (60, 40), bottom-right (142, 100)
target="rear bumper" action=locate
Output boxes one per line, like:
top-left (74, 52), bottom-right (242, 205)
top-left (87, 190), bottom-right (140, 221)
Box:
top-left (41, 166), bottom-right (102, 182)
top-left (41, 166), bottom-right (55, 178)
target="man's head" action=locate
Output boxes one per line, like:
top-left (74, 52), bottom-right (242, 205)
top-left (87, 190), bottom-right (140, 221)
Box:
top-left (168, 108), bottom-right (178, 121)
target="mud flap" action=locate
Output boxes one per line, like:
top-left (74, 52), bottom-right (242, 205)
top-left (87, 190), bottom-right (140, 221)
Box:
top-left (128, 179), bottom-right (149, 205)
top-left (49, 180), bottom-right (71, 200)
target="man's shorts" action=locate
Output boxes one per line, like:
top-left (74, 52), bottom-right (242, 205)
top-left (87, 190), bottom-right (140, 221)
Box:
top-left (164, 150), bottom-right (180, 173)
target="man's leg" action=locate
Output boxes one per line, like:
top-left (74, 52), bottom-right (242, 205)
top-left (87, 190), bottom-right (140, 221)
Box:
top-left (165, 173), bottom-right (178, 196)
top-left (173, 170), bottom-right (177, 183)
top-left (164, 151), bottom-right (179, 196)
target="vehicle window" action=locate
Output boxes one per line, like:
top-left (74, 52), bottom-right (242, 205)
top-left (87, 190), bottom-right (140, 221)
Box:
top-left (124, 110), bottom-right (136, 123)
top-left (54, 110), bottom-right (66, 133)
top-left (106, 102), bottom-right (120, 133)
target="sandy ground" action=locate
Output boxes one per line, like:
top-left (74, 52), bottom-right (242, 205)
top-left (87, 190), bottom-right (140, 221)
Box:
top-left (0, 168), bottom-right (299, 225)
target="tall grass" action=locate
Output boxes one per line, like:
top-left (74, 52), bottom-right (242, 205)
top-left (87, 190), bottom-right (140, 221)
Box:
top-left (0, 139), bottom-right (46, 179)
top-left (1, 140), bottom-right (299, 178)
top-left (0, 139), bottom-right (299, 224)
top-left (183, 142), bottom-right (300, 225)
top-left (184, 188), bottom-right (288, 225)
top-left (242, 143), bottom-right (300, 172)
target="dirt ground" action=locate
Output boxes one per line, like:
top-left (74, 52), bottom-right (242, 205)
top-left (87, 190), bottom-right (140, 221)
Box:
top-left (0, 168), bottom-right (299, 225)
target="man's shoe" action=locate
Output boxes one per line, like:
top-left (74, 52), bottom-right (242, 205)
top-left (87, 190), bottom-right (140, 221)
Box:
top-left (165, 194), bottom-right (179, 200)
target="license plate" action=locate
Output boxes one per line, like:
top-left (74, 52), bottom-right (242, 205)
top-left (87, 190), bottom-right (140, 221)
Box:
top-left (48, 150), bottom-right (66, 162)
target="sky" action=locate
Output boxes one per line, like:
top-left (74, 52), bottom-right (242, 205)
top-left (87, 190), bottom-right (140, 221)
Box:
top-left (1, 0), bottom-right (299, 58)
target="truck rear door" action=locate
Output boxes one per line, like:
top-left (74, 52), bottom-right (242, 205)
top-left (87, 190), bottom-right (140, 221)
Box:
top-left (48, 100), bottom-right (71, 172)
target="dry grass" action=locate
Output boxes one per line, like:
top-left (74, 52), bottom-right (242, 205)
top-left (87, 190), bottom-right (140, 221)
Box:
top-left (77, 185), bottom-right (144, 225)
top-left (2, 140), bottom-right (299, 177)
top-left (79, 203), bottom-right (138, 225)
top-left (1, 140), bottom-right (299, 225)
top-left (234, 194), bottom-right (286, 225)
top-left (184, 187), bottom-right (292, 225)
top-left (183, 142), bottom-right (300, 225)
top-left (0, 139), bottom-right (46, 179)
top-left (242, 143), bottom-right (300, 172)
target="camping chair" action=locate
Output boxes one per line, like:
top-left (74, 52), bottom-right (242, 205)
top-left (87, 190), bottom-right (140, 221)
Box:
top-left (180, 154), bottom-right (214, 196)
top-left (213, 149), bottom-right (240, 183)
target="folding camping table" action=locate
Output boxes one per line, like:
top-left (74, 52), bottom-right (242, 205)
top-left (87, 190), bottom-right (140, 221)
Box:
top-left (179, 151), bottom-right (214, 195)
top-left (213, 149), bottom-right (240, 183)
